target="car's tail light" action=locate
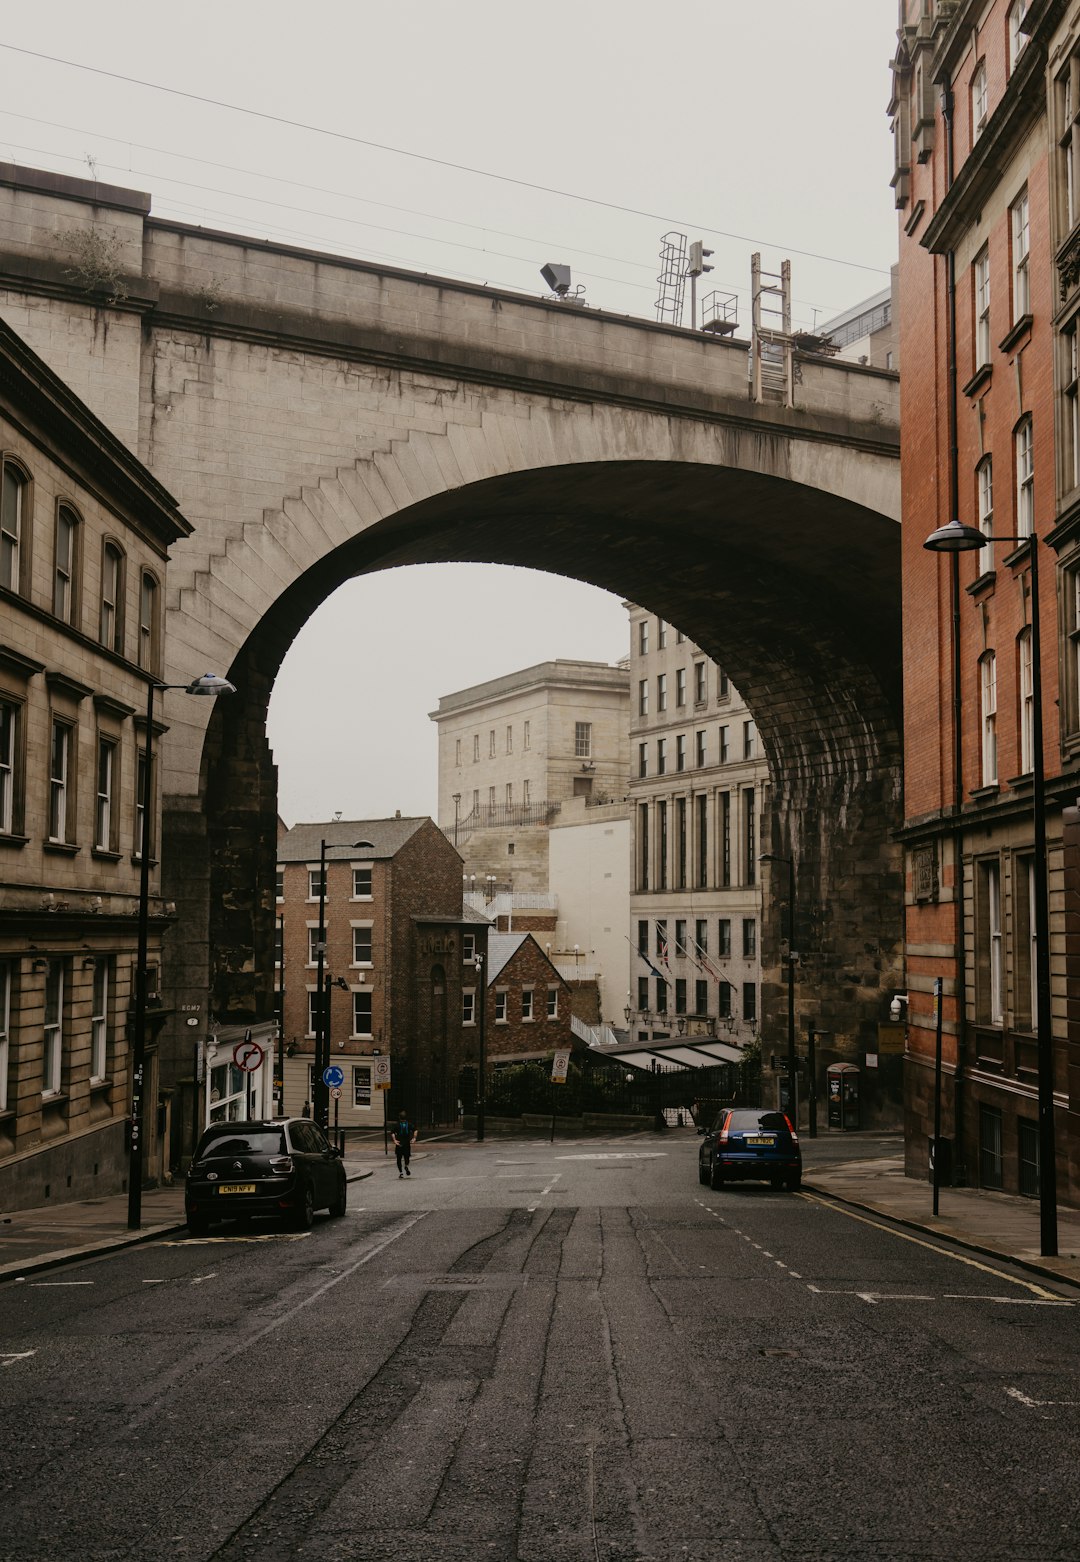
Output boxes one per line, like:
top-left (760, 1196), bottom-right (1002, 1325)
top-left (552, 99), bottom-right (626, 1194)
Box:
top-left (718, 1129), bottom-right (730, 1144)
top-left (269, 1155), bottom-right (294, 1173)
top-left (782, 1115), bottom-right (799, 1144)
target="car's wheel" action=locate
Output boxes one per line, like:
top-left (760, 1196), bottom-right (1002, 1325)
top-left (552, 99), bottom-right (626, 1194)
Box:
top-left (709, 1159), bottom-right (724, 1191)
top-left (770, 1175), bottom-right (784, 1190)
top-left (786, 1173), bottom-right (802, 1192)
top-left (187, 1210), bottom-right (211, 1236)
top-left (698, 1159), bottom-right (710, 1185)
top-left (291, 1182), bottom-right (315, 1231)
top-left (329, 1176), bottom-right (347, 1218)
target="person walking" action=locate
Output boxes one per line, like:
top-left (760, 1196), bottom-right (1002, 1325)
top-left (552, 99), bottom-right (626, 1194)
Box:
top-left (392, 1109), bottom-right (417, 1177)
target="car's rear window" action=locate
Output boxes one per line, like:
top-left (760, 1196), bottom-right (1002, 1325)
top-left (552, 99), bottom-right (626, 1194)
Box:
top-left (196, 1130), bottom-right (286, 1159)
top-left (726, 1111), bottom-right (791, 1133)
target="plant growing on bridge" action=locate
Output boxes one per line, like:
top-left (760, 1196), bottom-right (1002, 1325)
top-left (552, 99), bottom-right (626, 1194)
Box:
top-left (56, 225), bottom-right (128, 305)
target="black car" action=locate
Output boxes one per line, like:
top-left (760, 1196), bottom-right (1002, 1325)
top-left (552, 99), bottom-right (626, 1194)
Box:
top-left (698, 1108), bottom-right (802, 1191)
top-left (185, 1118), bottom-right (347, 1234)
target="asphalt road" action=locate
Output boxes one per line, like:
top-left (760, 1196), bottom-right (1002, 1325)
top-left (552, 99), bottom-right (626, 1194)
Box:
top-left (2, 1133), bottom-right (1078, 1561)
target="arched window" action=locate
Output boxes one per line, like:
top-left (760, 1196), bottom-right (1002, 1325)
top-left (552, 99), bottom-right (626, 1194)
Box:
top-left (137, 569), bottom-right (159, 674)
top-left (0, 457), bottom-right (29, 595)
top-left (100, 540), bottom-right (125, 653)
top-left (53, 503), bottom-right (79, 625)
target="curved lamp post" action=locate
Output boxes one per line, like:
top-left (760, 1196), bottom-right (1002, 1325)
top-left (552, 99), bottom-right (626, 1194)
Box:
top-left (923, 520), bottom-right (1056, 1257)
top-left (128, 672), bottom-right (236, 1231)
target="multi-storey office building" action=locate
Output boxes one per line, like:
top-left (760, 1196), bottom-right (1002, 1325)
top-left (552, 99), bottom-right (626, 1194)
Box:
top-left (627, 606), bottom-right (768, 1044)
top-left (276, 816), bottom-right (483, 1128)
top-left (893, 0), bottom-right (1080, 1200)
top-left (0, 319), bottom-right (190, 1210)
top-left (429, 659), bottom-right (630, 893)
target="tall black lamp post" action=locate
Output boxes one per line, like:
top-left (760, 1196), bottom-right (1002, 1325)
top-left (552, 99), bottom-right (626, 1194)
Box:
top-left (312, 837), bottom-right (365, 1132)
top-left (923, 519), bottom-right (1056, 1256)
top-left (760, 852), bottom-right (797, 1125)
top-left (473, 950), bottom-right (487, 1142)
top-left (128, 672), bottom-right (236, 1232)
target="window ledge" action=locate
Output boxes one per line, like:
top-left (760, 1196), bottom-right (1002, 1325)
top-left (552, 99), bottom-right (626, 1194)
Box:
top-left (91, 847), bottom-right (123, 862)
top-left (43, 841), bottom-right (80, 856)
top-left (41, 1091), bottom-right (70, 1106)
top-left (1003, 538), bottom-right (1035, 569)
top-left (130, 855), bottom-right (159, 869)
top-left (968, 784), bottom-right (1000, 800)
top-left (89, 1077), bottom-right (112, 1093)
top-left (961, 363), bottom-right (993, 398)
top-left (965, 569), bottom-right (996, 597)
top-left (0, 832), bottom-right (29, 849)
top-left (1005, 773), bottom-right (1034, 790)
top-left (999, 313), bottom-right (1033, 355)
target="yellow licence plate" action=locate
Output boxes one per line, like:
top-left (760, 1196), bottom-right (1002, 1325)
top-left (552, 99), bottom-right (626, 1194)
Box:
top-left (217, 1183), bottom-right (256, 1194)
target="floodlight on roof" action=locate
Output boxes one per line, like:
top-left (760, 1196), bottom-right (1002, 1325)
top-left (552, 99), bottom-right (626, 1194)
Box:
top-left (541, 262), bottom-right (572, 296)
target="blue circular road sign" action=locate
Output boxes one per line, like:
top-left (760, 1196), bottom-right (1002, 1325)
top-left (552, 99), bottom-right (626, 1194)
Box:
top-left (322, 1065), bottom-right (345, 1088)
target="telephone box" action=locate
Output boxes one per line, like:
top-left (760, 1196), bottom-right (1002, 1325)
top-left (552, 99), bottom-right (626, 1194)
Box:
top-left (826, 1063), bottom-right (860, 1131)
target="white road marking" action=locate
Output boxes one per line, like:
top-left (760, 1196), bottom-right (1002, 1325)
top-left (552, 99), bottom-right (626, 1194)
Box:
top-left (856, 1291), bottom-right (935, 1305)
top-left (555, 1152), bottom-right (666, 1161)
top-left (943, 1294), bottom-right (1073, 1307)
top-left (1, 1351), bottom-right (36, 1366)
top-left (30, 1281), bottom-right (94, 1287)
top-left (1007, 1387), bottom-right (1080, 1408)
top-left (540, 1173), bottom-right (562, 1196)
top-left (142, 1279), bottom-right (166, 1285)
top-left (190, 1273), bottom-right (217, 1285)
top-left (163, 1232), bottom-right (311, 1245)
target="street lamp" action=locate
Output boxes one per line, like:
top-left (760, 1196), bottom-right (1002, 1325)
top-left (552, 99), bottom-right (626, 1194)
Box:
top-left (473, 950), bottom-right (487, 1142)
top-left (312, 838), bottom-right (367, 1132)
top-left (923, 519), bottom-right (1057, 1256)
top-left (452, 792), bottom-right (461, 847)
top-left (128, 672), bottom-right (236, 1231)
top-left (760, 852), bottom-right (797, 1125)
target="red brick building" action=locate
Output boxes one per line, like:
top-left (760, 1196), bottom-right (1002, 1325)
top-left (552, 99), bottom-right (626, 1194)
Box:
top-left (893, 0), bottom-right (1080, 1203)
top-left (482, 932), bottom-right (573, 1064)
top-left (276, 817), bottom-right (484, 1127)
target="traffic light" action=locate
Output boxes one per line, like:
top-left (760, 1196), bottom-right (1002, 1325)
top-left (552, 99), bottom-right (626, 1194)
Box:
top-left (688, 241), bottom-right (714, 277)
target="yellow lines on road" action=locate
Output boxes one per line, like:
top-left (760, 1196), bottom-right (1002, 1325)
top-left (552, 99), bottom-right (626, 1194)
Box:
top-left (797, 1192), bottom-right (1060, 1299)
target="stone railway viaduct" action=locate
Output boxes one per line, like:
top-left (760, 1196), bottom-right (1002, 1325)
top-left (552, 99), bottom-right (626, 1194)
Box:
top-left (0, 165), bottom-right (901, 1107)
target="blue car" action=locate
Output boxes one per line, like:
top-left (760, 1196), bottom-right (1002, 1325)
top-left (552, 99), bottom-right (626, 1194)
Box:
top-left (698, 1108), bottom-right (801, 1191)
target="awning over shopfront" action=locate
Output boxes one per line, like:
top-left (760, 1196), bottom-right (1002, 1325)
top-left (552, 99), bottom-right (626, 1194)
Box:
top-left (592, 1037), bottom-right (746, 1072)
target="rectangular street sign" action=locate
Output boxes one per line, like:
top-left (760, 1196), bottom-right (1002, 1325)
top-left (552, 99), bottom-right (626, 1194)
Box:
top-left (551, 1050), bottom-right (570, 1083)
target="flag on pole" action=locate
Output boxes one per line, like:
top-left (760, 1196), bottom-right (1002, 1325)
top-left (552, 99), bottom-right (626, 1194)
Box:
top-left (654, 921), bottom-right (671, 972)
top-left (625, 935), bottom-right (667, 985)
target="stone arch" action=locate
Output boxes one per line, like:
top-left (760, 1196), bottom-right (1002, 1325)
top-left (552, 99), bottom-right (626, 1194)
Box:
top-left (161, 418), bottom-right (902, 1080)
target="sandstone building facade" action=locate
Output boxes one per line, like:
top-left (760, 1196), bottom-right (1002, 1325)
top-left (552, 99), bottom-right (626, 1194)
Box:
top-left (0, 318), bottom-right (190, 1210)
top-left (627, 606), bottom-right (768, 1049)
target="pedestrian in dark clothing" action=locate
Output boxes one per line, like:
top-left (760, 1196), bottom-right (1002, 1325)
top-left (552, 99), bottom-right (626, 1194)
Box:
top-left (392, 1111), bottom-right (416, 1177)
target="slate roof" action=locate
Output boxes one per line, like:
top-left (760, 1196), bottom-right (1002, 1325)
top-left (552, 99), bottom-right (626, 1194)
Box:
top-left (486, 932), bottom-right (529, 982)
top-left (278, 817), bottom-right (429, 862)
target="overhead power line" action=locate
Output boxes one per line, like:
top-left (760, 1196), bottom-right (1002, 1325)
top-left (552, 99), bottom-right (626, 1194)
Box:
top-left (0, 42), bottom-right (891, 279)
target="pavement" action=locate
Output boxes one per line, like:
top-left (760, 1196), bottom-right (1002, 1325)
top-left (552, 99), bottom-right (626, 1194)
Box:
top-left (3, 1129), bottom-right (1080, 1288)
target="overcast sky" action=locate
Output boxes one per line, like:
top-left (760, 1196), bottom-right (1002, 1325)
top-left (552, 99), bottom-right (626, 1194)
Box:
top-left (0, 1), bottom-right (899, 824)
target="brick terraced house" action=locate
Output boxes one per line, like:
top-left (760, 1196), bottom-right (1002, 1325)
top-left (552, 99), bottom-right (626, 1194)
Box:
top-left (276, 816), bottom-right (483, 1128)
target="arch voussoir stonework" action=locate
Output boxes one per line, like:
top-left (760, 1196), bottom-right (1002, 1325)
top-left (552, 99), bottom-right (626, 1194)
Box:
top-left (0, 163), bottom-right (901, 1143)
